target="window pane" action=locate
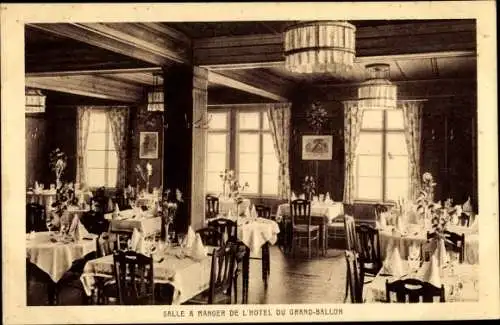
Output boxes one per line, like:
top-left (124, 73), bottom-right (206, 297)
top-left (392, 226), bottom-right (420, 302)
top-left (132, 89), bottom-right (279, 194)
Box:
top-left (206, 153), bottom-right (226, 172)
top-left (239, 153), bottom-right (259, 173)
top-left (357, 155), bottom-right (382, 177)
top-left (87, 133), bottom-right (106, 150)
top-left (357, 177), bottom-right (382, 200)
top-left (361, 110), bottom-right (383, 129)
top-left (386, 110), bottom-right (405, 129)
top-left (262, 134), bottom-right (275, 154)
top-left (386, 133), bottom-right (408, 155)
top-left (89, 111), bottom-right (107, 132)
top-left (207, 133), bottom-right (227, 153)
top-left (357, 133), bottom-right (383, 155)
top-left (208, 112), bottom-right (228, 130)
top-left (107, 169), bottom-right (117, 187)
top-left (206, 172), bottom-right (223, 193)
top-left (386, 155), bottom-right (409, 178)
top-left (263, 153), bottom-right (279, 174)
top-left (386, 178), bottom-right (408, 201)
top-left (87, 150), bottom-right (106, 168)
top-left (87, 168), bottom-right (105, 187)
top-left (108, 150), bottom-right (118, 169)
top-left (262, 173), bottom-right (278, 195)
top-left (239, 134), bottom-right (259, 153)
top-left (239, 172), bottom-right (258, 193)
top-left (238, 112), bottom-right (259, 130)
top-left (262, 114), bottom-right (270, 130)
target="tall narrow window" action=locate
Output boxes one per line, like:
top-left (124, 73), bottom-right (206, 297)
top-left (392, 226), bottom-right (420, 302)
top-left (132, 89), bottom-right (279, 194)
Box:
top-left (355, 109), bottom-right (409, 202)
top-left (205, 111), bottom-right (229, 193)
top-left (86, 111), bottom-right (118, 187)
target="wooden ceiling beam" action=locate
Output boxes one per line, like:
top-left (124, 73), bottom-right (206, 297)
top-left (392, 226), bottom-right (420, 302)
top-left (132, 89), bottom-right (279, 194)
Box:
top-left (27, 23), bottom-right (191, 66)
top-left (26, 75), bottom-right (144, 103)
top-left (194, 21), bottom-right (476, 68)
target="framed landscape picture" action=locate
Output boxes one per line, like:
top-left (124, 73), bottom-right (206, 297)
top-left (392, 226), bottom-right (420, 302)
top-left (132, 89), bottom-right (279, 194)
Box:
top-left (139, 131), bottom-right (159, 159)
top-left (302, 135), bottom-right (333, 160)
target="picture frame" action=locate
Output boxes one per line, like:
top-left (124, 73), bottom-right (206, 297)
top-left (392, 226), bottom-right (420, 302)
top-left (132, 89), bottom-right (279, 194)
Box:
top-left (302, 135), bottom-right (333, 160)
top-left (139, 131), bottom-right (159, 159)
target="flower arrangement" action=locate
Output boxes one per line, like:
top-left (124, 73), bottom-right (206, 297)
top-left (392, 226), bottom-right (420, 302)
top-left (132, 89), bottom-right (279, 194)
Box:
top-left (302, 175), bottom-right (316, 201)
top-left (416, 172), bottom-right (437, 222)
top-left (49, 148), bottom-right (67, 188)
top-left (219, 169), bottom-right (249, 199)
top-left (306, 102), bottom-right (328, 132)
top-left (159, 189), bottom-right (179, 242)
top-left (135, 162), bottom-right (152, 193)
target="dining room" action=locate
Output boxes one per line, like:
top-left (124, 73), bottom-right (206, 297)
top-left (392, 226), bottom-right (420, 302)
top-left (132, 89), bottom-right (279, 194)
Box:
top-left (17, 15), bottom-right (487, 309)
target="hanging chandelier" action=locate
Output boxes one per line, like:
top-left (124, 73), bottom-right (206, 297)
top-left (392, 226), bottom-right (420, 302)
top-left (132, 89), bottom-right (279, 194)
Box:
top-left (25, 88), bottom-right (46, 113)
top-left (357, 63), bottom-right (397, 110)
top-left (147, 72), bottom-right (164, 112)
top-left (284, 20), bottom-right (356, 76)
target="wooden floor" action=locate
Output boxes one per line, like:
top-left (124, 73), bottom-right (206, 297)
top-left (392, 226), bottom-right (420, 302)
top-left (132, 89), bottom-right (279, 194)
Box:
top-left (27, 241), bottom-right (348, 305)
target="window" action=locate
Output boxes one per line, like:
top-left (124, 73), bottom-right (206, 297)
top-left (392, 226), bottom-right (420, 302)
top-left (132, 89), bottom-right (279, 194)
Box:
top-left (86, 111), bottom-right (118, 187)
top-left (205, 109), bottom-right (279, 196)
top-left (355, 109), bottom-right (409, 202)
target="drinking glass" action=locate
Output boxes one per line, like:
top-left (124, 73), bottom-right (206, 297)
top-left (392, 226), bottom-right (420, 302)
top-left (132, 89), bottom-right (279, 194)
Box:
top-left (46, 219), bottom-right (54, 236)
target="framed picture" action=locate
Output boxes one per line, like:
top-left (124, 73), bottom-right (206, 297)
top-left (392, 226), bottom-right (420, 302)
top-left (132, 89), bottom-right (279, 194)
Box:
top-left (302, 135), bottom-right (333, 160)
top-left (139, 131), bottom-right (159, 159)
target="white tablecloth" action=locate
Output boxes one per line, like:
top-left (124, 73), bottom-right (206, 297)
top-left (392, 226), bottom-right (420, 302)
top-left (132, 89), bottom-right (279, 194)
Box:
top-left (275, 202), bottom-right (344, 223)
top-left (218, 198), bottom-right (251, 216)
top-left (105, 209), bottom-right (161, 237)
top-left (26, 231), bottom-right (97, 283)
top-left (80, 247), bottom-right (211, 304)
top-left (379, 224), bottom-right (479, 265)
top-left (364, 260), bottom-right (479, 302)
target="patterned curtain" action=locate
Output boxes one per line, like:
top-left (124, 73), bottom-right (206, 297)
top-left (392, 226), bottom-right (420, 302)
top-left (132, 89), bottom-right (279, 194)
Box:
top-left (267, 103), bottom-right (292, 199)
top-left (401, 100), bottom-right (424, 200)
top-left (76, 107), bottom-right (92, 187)
top-left (106, 107), bottom-right (130, 188)
top-left (343, 101), bottom-right (364, 204)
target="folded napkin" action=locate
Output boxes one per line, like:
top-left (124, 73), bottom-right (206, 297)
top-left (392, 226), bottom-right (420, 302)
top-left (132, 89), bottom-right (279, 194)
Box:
top-left (183, 226), bottom-right (196, 249)
top-left (251, 205), bottom-right (258, 218)
top-left (69, 215), bottom-right (91, 241)
top-left (396, 214), bottom-right (406, 233)
top-left (299, 193), bottom-right (306, 200)
top-left (130, 228), bottom-right (146, 253)
top-left (243, 206), bottom-right (251, 217)
top-left (434, 237), bottom-right (449, 267)
top-left (378, 212), bottom-right (388, 229)
top-left (417, 254), bottom-right (442, 288)
top-left (186, 233), bottom-right (207, 261)
top-left (291, 192), bottom-right (297, 201)
top-left (380, 240), bottom-right (405, 277)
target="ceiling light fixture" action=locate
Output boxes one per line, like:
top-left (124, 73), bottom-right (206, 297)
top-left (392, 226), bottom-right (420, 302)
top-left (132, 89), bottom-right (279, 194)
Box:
top-left (357, 63), bottom-right (397, 110)
top-left (25, 88), bottom-right (46, 113)
top-left (147, 72), bottom-right (164, 112)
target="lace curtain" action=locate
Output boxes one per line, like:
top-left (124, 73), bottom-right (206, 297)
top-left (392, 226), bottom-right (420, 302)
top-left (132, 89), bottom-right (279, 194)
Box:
top-left (401, 100), bottom-right (424, 200)
top-left (343, 101), bottom-right (364, 204)
top-left (267, 103), bottom-right (292, 199)
top-left (76, 107), bottom-right (92, 187)
top-left (106, 107), bottom-right (130, 188)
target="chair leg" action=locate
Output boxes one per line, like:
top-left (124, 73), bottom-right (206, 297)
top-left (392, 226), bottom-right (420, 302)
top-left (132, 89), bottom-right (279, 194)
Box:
top-left (344, 269), bottom-right (350, 303)
top-left (307, 237), bottom-right (311, 259)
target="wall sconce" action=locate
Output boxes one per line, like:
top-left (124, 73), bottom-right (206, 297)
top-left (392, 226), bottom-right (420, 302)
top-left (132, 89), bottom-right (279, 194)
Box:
top-left (25, 88), bottom-right (46, 113)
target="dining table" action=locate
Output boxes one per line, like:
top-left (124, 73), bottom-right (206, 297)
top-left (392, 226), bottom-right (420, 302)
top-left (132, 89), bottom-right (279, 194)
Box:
top-left (104, 209), bottom-right (162, 239)
top-left (275, 201), bottom-right (344, 255)
top-left (217, 197), bottom-right (252, 216)
top-left (363, 259), bottom-right (479, 302)
top-left (378, 223), bottom-right (479, 265)
top-left (26, 231), bottom-right (98, 304)
top-left (80, 246), bottom-right (212, 304)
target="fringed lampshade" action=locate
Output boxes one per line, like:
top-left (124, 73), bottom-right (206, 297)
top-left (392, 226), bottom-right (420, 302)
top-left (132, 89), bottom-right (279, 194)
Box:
top-left (147, 73), bottom-right (164, 112)
top-left (284, 21), bottom-right (356, 76)
top-left (25, 88), bottom-right (46, 113)
top-left (358, 63), bottom-right (397, 110)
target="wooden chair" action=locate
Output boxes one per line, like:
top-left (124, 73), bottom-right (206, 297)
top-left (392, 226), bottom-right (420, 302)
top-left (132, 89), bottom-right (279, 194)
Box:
top-left (112, 250), bottom-right (155, 305)
top-left (26, 203), bottom-right (46, 232)
top-left (355, 224), bottom-right (382, 283)
top-left (197, 227), bottom-right (223, 247)
top-left (206, 195), bottom-right (220, 220)
top-left (344, 250), bottom-right (363, 303)
top-left (254, 204), bottom-right (272, 219)
top-left (326, 203), bottom-right (355, 248)
top-left (208, 218), bottom-right (238, 245)
top-left (458, 212), bottom-right (471, 227)
top-left (427, 230), bottom-right (465, 263)
top-left (290, 199), bottom-right (320, 258)
top-left (344, 214), bottom-right (358, 251)
top-left (385, 278), bottom-right (445, 303)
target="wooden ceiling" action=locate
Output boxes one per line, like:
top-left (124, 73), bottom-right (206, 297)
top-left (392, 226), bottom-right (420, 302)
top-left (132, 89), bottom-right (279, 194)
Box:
top-left (25, 19), bottom-right (477, 103)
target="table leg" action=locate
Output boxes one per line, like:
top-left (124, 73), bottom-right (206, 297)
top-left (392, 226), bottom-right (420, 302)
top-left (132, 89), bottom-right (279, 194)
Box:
top-left (48, 282), bottom-right (58, 305)
top-left (243, 247), bottom-right (250, 304)
top-left (261, 242), bottom-right (270, 289)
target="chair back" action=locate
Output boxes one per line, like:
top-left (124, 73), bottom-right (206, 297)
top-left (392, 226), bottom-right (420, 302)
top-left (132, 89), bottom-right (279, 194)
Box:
top-left (385, 278), bottom-right (445, 303)
top-left (355, 224), bottom-right (381, 270)
top-left (458, 213), bottom-right (471, 227)
top-left (197, 227), bottom-right (223, 247)
top-left (208, 218), bottom-right (237, 244)
top-left (426, 230), bottom-right (465, 263)
top-left (97, 232), bottom-right (117, 257)
top-left (26, 203), bottom-right (46, 232)
top-left (80, 210), bottom-right (108, 235)
top-left (112, 250), bottom-right (155, 305)
top-left (344, 214), bottom-right (357, 251)
top-left (290, 199), bottom-right (312, 228)
top-left (374, 203), bottom-right (388, 219)
top-left (207, 244), bottom-right (241, 304)
top-left (206, 195), bottom-right (220, 219)
top-left (345, 250), bottom-right (363, 303)
top-left (254, 204), bottom-right (272, 219)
